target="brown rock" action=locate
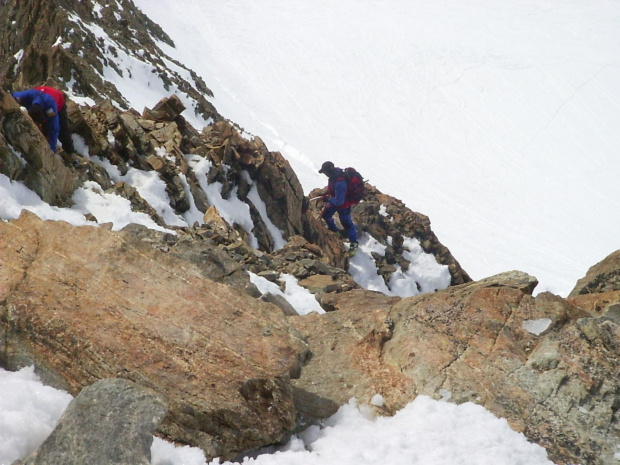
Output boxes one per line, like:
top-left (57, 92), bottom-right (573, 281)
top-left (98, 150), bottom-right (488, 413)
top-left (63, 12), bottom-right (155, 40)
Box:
top-left (290, 272), bottom-right (619, 465)
top-left (568, 289), bottom-right (620, 318)
top-left (143, 95), bottom-right (186, 121)
top-left (298, 274), bottom-right (341, 294)
top-left (569, 249), bottom-right (620, 296)
top-left (0, 212), bottom-right (309, 461)
top-left (291, 305), bottom-right (405, 423)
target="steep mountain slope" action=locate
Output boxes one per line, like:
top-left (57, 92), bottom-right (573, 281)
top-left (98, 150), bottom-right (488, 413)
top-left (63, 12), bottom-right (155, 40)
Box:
top-left (1, 1), bottom-right (618, 464)
top-left (0, 0), bottom-right (470, 292)
top-left (133, 0), bottom-right (620, 297)
top-left (0, 0), bottom-right (218, 122)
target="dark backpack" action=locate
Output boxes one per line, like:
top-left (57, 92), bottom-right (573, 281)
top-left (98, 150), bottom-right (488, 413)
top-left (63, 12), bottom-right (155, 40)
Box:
top-left (344, 167), bottom-right (365, 204)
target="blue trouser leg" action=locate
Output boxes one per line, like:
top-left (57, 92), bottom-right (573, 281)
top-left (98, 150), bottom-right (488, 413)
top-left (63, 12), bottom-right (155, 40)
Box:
top-left (338, 208), bottom-right (358, 242)
top-left (321, 204), bottom-right (340, 232)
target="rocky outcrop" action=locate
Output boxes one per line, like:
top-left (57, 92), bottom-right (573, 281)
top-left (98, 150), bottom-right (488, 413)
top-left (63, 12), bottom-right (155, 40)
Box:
top-left (0, 212), bottom-right (310, 460)
top-left (3, 209), bottom-right (616, 464)
top-left (16, 378), bottom-right (167, 465)
top-left (309, 183), bottom-right (471, 287)
top-left (0, 0), bottom-right (470, 284)
top-left (569, 249), bottom-right (620, 296)
top-left (290, 271), bottom-right (619, 465)
top-left (0, 0), bottom-right (219, 121)
top-left (0, 90), bottom-right (79, 205)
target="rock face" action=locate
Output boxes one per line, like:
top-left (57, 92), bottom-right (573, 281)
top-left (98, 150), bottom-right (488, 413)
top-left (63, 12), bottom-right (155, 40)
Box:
top-left (2, 84), bottom-right (471, 286)
top-left (0, 0), bottom-right (219, 121)
top-left (16, 378), bottom-right (167, 465)
top-left (0, 212), bottom-right (309, 460)
top-left (290, 271), bottom-right (619, 465)
top-left (570, 249), bottom-right (620, 296)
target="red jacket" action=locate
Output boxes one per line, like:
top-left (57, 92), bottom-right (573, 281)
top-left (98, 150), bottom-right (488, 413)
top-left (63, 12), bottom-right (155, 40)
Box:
top-left (35, 86), bottom-right (66, 111)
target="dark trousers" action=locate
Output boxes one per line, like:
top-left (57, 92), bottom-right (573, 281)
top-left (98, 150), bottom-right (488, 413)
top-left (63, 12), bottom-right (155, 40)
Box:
top-left (322, 205), bottom-right (358, 242)
top-left (58, 105), bottom-right (75, 154)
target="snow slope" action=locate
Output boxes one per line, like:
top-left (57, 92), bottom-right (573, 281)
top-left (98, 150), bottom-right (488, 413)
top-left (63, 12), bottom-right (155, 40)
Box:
top-left (133, 0), bottom-right (620, 296)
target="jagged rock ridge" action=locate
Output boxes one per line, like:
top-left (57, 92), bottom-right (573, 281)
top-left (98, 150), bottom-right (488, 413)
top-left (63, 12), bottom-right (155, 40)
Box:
top-left (0, 0), bottom-right (219, 121)
top-left (0, 0), bottom-right (470, 291)
top-left (1, 87), bottom-right (470, 292)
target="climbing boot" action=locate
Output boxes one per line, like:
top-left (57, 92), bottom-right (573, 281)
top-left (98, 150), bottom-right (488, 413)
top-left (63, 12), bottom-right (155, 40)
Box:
top-left (348, 241), bottom-right (359, 257)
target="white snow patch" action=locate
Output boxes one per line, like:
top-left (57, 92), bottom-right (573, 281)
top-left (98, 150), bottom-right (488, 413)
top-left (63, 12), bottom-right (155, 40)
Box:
top-left (248, 272), bottom-right (325, 315)
top-left (522, 318), bottom-right (552, 336)
top-left (0, 367), bottom-right (72, 465)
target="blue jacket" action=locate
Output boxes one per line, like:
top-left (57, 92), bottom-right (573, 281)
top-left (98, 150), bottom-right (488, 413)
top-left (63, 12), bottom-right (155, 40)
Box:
top-left (326, 168), bottom-right (348, 208)
top-left (12, 89), bottom-right (60, 152)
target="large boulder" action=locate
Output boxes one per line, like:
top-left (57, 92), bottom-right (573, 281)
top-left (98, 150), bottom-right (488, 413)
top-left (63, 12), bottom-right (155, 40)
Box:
top-left (290, 271), bottom-right (619, 465)
top-left (16, 378), bottom-right (167, 465)
top-left (0, 212), bottom-right (309, 461)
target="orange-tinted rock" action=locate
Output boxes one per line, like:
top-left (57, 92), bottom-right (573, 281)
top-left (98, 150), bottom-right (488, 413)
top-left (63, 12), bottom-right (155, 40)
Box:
top-left (0, 211), bottom-right (309, 460)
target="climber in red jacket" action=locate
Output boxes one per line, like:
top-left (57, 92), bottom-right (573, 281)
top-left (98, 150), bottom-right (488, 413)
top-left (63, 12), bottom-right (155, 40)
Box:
top-left (34, 86), bottom-right (76, 154)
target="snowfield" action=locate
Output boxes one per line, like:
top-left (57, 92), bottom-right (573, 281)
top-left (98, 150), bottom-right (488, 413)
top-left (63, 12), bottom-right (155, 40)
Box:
top-left (135, 0), bottom-right (620, 297)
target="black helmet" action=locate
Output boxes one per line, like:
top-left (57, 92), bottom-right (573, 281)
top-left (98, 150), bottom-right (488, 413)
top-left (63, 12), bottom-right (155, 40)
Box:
top-left (319, 161), bottom-right (335, 174)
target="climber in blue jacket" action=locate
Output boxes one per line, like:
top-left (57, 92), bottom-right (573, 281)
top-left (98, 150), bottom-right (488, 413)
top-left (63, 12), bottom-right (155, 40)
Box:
top-left (318, 161), bottom-right (359, 256)
top-left (12, 89), bottom-right (60, 152)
